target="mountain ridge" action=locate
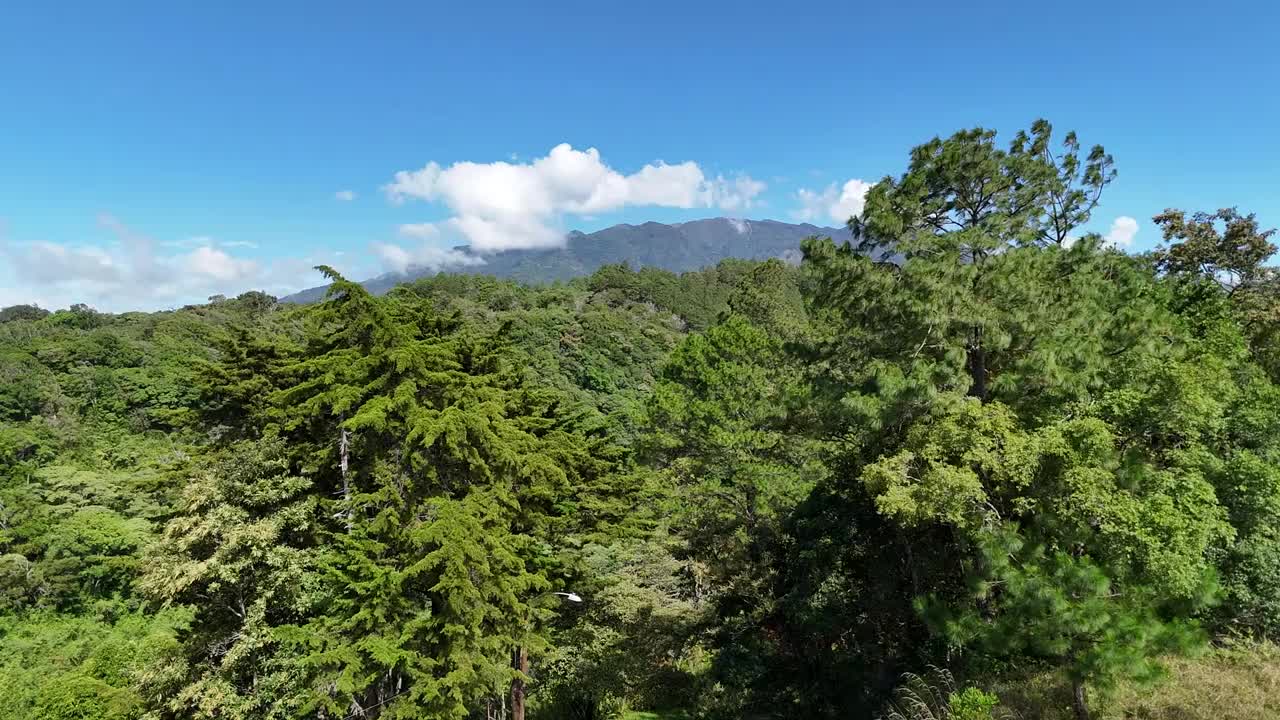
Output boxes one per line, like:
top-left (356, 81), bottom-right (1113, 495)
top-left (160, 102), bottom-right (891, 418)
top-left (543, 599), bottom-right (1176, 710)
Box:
top-left (281, 217), bottom-right (857, 303)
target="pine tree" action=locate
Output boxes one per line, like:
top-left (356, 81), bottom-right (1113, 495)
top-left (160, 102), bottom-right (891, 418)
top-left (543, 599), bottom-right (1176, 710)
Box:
top-left (793, 122), bottom-right (1223, 719)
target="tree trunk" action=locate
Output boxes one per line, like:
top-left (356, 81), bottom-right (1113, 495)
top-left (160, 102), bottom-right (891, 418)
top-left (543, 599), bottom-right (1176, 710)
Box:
top-left (339, 425), bottom-right (352, 531)
top-left (511, 646), bottom-right (528, 720)
top-left (1071, 679), bottom-right (1091, 720)
top-left (967, 326), bottom-right (987, 402)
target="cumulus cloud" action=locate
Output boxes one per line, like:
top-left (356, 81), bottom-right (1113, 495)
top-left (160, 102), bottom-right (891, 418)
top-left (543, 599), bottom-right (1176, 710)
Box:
top-left (0, 215), bottom-right (356, 311)
top-left (1103, 216), bottom-right (1139, 248)
top-left (335, 190), bottom-right (356, 201)
top-left (185, 246), bottom-right (260, 282)
top-left (383, 144), bottom-right (766, 252)
top-left (794, 179), bottom-right (873, 225)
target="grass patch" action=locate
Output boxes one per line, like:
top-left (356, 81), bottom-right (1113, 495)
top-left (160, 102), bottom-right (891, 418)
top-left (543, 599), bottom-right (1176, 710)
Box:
top-left (993, 640), bottom-right (1280, 720)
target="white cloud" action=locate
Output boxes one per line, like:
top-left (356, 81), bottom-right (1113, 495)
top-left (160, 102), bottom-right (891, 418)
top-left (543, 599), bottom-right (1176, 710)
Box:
top-left (707, 175), bottom-right (768, 212)
top-left (1103, 216), bottom-right (1139, 248)
top-left (162, 235), bottom-right (259, 250)
top-left (16, 242), bottom-right (122, 286)
top-left (185, 246), bottom-right (260, 282)
top-left (383, 143), bottom-right (766, 252)
top-left (335, 190), bottom-right (356, 201)
top-left (794, 179), bottom-right (873, 225)
top-left (727, 218), bottom-right (749, 235)
top-left (371, 241), bottom-right (483, 275)
top-left (0, 215), bottom-right (359, 311)
top-left (397, 222), bottom-right (443, 239)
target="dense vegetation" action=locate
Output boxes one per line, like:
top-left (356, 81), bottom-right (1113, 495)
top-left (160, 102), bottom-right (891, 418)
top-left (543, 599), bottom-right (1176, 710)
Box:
top-left (3, 121), bottom-right (1279, 720)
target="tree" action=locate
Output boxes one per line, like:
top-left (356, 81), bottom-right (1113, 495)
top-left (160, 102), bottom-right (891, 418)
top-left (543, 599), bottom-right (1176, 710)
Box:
top-left (264, 268), bottom-right (629, 718)
top-left (139, 439), bottom-right (317, 719)
top-left (0, 348), bottom-right (54, 421)
top-left (0, 609), bottom-right (190, 720)
top-left (0, 304), bottom-right (50, 323)
top-left (645, 313), bottom-right (825, 596)
top-left (1154, 208), bottom-right (1277, 293)
top-left (196, 325), bottom-right (294, 440)
top-left (803, 121), bottom-right (1153, 449)
top-left (876, 402), bottom-right (1227, 720)
top-left (793, 121), bottom-right (1218, 720)
top-left (849, 119), bottom-right (1113, 250)
top-left (1154, 208), bottom-right (1280, 380)
top-left (42, 506), bottom-right (150, 608)
top-left (724, 259), bottom-right (806, 338)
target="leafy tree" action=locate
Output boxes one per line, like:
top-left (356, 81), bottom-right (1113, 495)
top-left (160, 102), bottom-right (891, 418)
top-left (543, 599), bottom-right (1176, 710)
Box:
top-left (724, 258), bottom-right (806, 338)
top-left (1154, 208), bottom-right (1277, 292)
top-left (645, 313), bottom-right (825, 596)
top-left (41, 506), bottom-right (151, 608)
top-left (0, 609), bottom-right (190, 720)
top-left (532, 533), bottom-right (706, 720)
top-left (0, 304), bottom-right (50, 323)
top-left (49, 303), bottom-right (107, 330)
top-left (139, 439), bottom-right (317, 719)
top-left (0, 348), bottom-right (54, 421)
top-left (1154, 207), bottom-right (1280, 380)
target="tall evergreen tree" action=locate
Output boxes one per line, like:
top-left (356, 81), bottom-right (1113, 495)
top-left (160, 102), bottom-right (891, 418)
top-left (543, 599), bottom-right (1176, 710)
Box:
top-left (788, 121), bottom-right (1221, 720)
top-left (267, 268), bottom-right (629, 718)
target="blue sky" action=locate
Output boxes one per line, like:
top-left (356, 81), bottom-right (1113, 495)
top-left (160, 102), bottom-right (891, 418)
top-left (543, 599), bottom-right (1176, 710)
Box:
top-left (2, 0), bottom-right (1278, 309)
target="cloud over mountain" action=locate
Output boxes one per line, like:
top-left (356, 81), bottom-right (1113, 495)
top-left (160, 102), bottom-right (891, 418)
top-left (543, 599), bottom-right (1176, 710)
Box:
top-left (380, 144), bottom-right (766, 255)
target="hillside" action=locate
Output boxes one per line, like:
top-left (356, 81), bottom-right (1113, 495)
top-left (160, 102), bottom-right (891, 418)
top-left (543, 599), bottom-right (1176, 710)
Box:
top-left (6, 119), bottom-right (1280, 720)
top-left (282, 217), bottom-right (860, 303)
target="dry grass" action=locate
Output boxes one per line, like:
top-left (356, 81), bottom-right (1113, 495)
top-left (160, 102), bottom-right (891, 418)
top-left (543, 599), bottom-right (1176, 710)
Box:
top-left (993, 641), bottom-right (1280, 720)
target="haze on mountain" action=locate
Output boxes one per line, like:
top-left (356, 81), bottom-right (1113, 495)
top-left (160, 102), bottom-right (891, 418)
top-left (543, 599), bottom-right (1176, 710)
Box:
top-left (282, 217), bottom-right (867, 303)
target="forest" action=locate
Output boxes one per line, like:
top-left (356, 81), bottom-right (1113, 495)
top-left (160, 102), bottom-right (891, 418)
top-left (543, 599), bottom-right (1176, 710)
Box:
top-left (3, 121), bottom-right (1280, 720)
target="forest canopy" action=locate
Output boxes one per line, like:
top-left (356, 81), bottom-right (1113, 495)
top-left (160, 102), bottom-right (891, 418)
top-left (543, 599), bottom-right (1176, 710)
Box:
top-left (2, 120), bottom-right (1279, 720)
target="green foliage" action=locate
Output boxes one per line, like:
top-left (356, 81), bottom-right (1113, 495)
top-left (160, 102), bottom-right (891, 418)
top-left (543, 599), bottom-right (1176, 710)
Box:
top-left (948, 688), bottom-right (1001, 720)
top-left (533, 534), bottom-right (707, 720)
top-left (42, 507), bottom-right (151, 606)
top-left (725, 258), bottom-right (806, 337)
top-left (0, 608), bottom-right (190, 720)
top-left (879, 667), bottom-right (1002, 720)
top-left (1153, 208), bottom-right (1280, 381)
top-left (0, 303), bottom-right (50, 323)
top-left (2, 121), bottom-right (1280, 720)
top-left (0, 348), bottom-right (55, 421)
top-left (138, 268), bottom-right (642, 718)
top-left (138, 439), bottom-right (317, 719)
top-left (644, 311), bottom-right (826, 604)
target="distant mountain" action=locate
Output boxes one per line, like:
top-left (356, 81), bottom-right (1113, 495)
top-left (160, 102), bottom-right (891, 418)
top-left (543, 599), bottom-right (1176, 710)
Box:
top-left (282, 218), bottom-right (861, 303)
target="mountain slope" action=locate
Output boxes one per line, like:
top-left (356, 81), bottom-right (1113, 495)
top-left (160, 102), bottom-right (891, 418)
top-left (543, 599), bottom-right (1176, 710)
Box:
top-left (282, 218), bottom-right (857, 303)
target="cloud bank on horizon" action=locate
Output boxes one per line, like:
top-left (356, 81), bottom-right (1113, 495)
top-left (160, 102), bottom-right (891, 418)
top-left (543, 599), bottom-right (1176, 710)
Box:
top-left (0, 144), bottom-right (1143, 312)
top-left (0, 215), bottom-right (353, 312)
